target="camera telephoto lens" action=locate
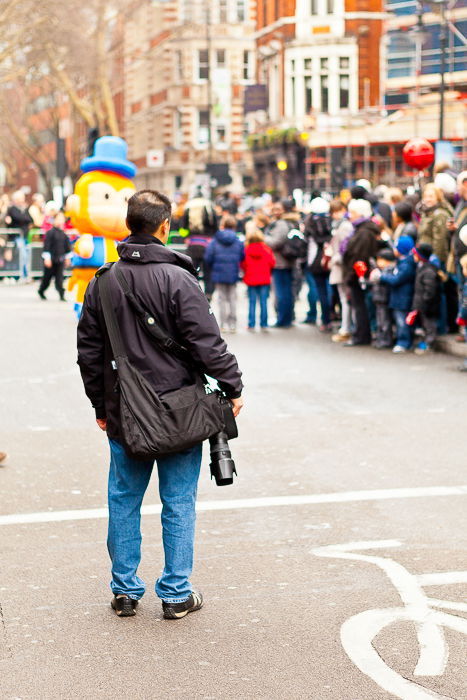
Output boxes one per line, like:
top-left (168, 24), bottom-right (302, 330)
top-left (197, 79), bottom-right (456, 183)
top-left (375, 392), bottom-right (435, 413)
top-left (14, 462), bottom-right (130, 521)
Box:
top-left (209, 432), bottom-right (237, 486)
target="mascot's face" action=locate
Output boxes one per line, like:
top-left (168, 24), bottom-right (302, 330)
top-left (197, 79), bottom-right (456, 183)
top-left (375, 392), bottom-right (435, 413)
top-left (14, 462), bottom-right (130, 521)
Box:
top-left (67, 171), bottom-right (136, 240)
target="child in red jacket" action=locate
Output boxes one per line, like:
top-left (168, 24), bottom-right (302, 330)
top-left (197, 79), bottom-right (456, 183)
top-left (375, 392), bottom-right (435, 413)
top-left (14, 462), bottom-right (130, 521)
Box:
top-left (241, 223), bottom-right (275, 329)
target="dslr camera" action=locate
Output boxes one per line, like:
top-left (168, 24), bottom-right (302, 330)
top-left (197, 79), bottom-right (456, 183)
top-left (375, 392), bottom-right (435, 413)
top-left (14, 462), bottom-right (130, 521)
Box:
top-left (209, 395), bottom-right (238, 486)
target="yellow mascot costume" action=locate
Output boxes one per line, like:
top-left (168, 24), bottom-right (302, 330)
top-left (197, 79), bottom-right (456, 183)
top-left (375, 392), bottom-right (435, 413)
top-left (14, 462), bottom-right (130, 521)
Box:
top-left (67, 136), bottom-right (137, 317)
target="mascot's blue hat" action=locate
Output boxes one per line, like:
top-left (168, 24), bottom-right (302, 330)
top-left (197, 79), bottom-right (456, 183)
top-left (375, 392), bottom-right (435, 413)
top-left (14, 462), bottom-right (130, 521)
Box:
top-left (80, 136), bottom-right (137, 179)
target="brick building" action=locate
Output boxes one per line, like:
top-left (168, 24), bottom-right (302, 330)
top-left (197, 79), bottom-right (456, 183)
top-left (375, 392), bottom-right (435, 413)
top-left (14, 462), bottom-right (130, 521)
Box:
top-left (123, 0), bottom-right (257, 195)
top-left (251, 0), bottom-right (384, 193)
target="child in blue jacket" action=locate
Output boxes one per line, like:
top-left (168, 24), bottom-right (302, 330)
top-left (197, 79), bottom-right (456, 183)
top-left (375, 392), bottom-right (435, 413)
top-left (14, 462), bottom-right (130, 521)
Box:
top-left (205, 216), bottom-right (245, 332)
top-left (380, 235), bottom-right (417, 353)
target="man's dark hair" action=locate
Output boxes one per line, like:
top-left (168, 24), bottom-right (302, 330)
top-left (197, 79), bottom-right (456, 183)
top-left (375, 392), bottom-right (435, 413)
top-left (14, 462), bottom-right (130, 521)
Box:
top-left (126, 190), bottom-right (172, 235)
top-left (394, 201), bottom-right (413, 223)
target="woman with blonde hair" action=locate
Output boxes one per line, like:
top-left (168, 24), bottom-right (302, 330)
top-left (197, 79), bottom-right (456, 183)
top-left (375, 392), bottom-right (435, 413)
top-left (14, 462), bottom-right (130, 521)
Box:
top-left (241, 221), bottom-right (275, 329)
top-left (417, 183), bottom-right (452, 265)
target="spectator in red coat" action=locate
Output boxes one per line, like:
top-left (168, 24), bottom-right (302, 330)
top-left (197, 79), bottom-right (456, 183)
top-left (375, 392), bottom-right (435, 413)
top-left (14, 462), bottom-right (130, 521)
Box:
top-left (241, 222), bottom-right (275, 330)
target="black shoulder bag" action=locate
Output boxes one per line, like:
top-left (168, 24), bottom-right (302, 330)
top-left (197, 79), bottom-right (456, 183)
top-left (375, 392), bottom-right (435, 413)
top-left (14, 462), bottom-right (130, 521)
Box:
top-left (97, 264), bottom-right (235, 461)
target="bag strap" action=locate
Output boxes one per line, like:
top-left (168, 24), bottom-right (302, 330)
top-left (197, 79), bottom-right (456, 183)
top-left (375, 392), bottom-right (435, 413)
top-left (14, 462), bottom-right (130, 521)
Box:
top-left (112, 263), bottom-right (193, 366)
top-left (98, 268), bottom-right (127, 360)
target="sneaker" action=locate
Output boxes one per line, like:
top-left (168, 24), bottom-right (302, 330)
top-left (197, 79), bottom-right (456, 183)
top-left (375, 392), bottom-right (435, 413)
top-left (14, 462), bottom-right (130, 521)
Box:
top-left (332, 332), bottom-right (351, 343)
top-left (38, 290), bottom-right (46, 300)
top-left (318, 324), bottom-right (333, 333)
top-left (162, 591), bottom-right (203, 620)
top-left (392, 345), bottom-right (407, 354)
top-left (111, 594), bottom-right (138, 617)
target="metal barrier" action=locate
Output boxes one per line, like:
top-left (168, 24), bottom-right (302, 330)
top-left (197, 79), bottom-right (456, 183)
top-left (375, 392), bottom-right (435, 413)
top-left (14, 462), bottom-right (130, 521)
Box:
top-left (0, 229), bottom-right (189, 280)
top-left (0, 229), bottom-right (23, 278)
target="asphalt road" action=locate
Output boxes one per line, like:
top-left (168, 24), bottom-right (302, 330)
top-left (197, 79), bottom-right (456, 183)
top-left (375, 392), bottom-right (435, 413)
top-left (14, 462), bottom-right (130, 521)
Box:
top-left (0, 283), bottom-right (466, 700)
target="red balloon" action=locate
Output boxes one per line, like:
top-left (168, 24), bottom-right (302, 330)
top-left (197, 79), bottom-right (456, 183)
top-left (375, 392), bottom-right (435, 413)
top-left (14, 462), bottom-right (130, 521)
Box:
top-left (403, 138), bottom-right (435, 171)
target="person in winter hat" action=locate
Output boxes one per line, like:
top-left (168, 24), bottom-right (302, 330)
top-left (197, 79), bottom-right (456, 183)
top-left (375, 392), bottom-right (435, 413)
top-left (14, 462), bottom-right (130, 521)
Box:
top-left (410, 243), bottom-right (442, 354)
top-left (380, 235), bottom-right (417, 353)
top-left (205, 216), bottom-right (245, 332)
top-left (304, 197), bottom-right (333, 331)
top-left (241, 221), bottom-right (275, 330)
top-left (369, 248), bottom-right (396, 348)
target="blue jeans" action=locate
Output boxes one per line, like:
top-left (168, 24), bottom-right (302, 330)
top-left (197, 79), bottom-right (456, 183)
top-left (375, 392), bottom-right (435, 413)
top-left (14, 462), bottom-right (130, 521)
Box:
top-left (272, 268), bottom-right (294, 327)
top-left (393, 309), bottom-right (413, 349)
top-left (248, 284), bottom-right (269, 327)
top-left (107, 439), bottom-right (202, 603)
top-left (312, 273), bottom-right (331, 325)
top-left (304, 268), bottom-right (318, 322)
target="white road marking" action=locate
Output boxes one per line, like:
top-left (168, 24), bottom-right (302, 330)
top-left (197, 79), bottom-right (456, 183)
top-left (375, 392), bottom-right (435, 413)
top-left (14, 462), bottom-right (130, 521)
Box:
top-left (313, 541), bottom-right (467, 700)
top-left (0, 484), bottom-right (466, 526)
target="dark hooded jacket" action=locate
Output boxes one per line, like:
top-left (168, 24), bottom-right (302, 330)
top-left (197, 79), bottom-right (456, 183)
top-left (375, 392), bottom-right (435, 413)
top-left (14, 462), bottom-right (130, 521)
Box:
top-left (77, 235), bottom-right (243, 441)
top-left (204, 229), bottom-right (245, 284)
top-left (343, 219), bottom-right (380, 285)
top-left (412, 261), bottom-right (442, 318)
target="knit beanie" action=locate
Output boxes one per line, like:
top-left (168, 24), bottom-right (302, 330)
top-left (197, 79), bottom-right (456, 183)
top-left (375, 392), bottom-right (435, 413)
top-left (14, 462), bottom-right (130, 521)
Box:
top-left (414, 243), bottom-right (432, 262)
top-left (396, 235), bottom-right (414, 256)
top-left (376, 248), bottom-right (396, 262)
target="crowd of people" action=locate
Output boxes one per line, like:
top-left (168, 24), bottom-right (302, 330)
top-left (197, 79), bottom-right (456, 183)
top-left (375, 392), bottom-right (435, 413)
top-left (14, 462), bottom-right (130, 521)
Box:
top-left (178, 173), bottom-right (467, 369)
top-left (2, 172), bottom-right (467, 370)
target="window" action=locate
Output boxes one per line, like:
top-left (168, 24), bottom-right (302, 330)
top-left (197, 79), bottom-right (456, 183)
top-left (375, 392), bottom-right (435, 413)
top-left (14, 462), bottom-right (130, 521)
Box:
top-left (198, 49), bottom-right (209, 80)
top-left (320, 75), bottom-right (329, 112)
top-left (305, 77), bottom-right (313, 113)
top-left (215, 125), bottom-right (227, 148)
top-left (290, 59), bottom-right (296, 73)
top-left (339, 74), bottom-right (350, 109)
top-left (291, 76), bottom-right (296, 116)
top-left (310, 0), bottom-right (318, 14)
top-left (174, 110), bottom-right (183, 149)
top-left (243, 50), bottom-right (254, 80)
top-left (219, 0), bottom-right (228, 22)
top-left (197, 109), bottom-right (210, 146)
top-left (175, 50), bottom-right (183, 81)
top-left (320, 57), bottom-right (328, 71)
top-left (327, 0), bottom-right (334, 13)
top-left (339, 57), bottom-right (350, 70)
top-left (304, 58), bottom-right (312, 71)
top-left (236, 0), bottom-right (246, 21)
top-left (216, 49), bottom-right (226, 68)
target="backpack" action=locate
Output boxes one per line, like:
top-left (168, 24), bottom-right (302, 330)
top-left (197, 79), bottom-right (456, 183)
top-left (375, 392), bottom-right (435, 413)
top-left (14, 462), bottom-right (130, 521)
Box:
top-left (281, 228), bottom-right (308, 261)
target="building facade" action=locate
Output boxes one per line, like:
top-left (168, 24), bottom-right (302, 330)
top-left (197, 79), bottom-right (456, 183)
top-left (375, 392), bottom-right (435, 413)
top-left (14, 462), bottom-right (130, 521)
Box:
top-left (251, 0), bottom-right (384, 193)
top-left (123, 0), bottom-right (257, 196)
top-left (384, 0), bottom-right (467, 110)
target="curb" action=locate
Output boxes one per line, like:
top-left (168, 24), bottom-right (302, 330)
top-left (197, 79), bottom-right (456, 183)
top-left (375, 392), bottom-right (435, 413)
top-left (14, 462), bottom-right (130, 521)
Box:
top-left (435, 334), bottom-right (467, 359)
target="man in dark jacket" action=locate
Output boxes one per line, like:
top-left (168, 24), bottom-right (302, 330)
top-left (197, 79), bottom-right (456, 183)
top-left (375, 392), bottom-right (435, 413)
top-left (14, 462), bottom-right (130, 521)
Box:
top-left (343, 199), bottom-right (380, 345)
top-left (265, 201), bottom-right (295, 327)
top-left (38, 211), bottom-right (72, 300)
top-left (77, 190), bottom-right (243, 619)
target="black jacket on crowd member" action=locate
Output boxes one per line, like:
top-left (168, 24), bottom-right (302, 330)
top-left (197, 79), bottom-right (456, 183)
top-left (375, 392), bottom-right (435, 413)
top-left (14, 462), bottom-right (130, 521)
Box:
top-left (343, 219), bottom-right (380, 285)
top-left (77, 235), bottom-right (243, 442)
top-left (304, 213), bottom-right (332, 275)
top-left (43, 226), bottom-right (71, 263)
top-left (412, 262), bottom-right (442, 318)
top-left (6, 205), bottom-right (33, 238)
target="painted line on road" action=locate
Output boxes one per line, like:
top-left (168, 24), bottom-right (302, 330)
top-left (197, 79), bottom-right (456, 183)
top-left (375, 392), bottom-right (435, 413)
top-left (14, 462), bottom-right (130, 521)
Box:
top-left (1, 484), bottom-right (466, 527)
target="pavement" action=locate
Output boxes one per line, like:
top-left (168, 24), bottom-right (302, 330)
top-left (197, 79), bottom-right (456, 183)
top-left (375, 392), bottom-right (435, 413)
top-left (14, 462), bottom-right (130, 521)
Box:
top-left (0, 283), bottom-right (466, 700)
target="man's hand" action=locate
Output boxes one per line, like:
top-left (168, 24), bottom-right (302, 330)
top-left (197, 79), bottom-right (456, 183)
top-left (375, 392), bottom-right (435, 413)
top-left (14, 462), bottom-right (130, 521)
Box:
top-left (44, 259), bottom-right (52, 269)
top-left (96, 418), bottom-right (107, 431)
top-left (230, 396), bottom-right (243, 418)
